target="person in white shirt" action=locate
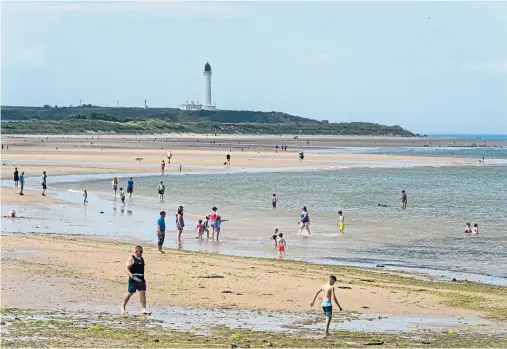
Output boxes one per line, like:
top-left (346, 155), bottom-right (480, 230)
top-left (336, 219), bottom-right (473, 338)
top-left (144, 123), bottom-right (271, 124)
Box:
top-left (167, 151), bottom-right (172, 164)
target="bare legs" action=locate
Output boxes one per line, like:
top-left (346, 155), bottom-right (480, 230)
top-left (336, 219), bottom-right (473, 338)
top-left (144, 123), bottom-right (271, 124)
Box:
top-left (121, 291), bottom-right (149, 315)
top-left (325, 315), bottom-right (332, 336)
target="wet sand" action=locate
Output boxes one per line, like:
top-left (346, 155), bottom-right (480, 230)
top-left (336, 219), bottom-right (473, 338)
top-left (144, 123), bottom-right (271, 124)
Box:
top-left (0, 135), bottom-right (486, 181)
top-left (3, 233), bottom-right (505, 319)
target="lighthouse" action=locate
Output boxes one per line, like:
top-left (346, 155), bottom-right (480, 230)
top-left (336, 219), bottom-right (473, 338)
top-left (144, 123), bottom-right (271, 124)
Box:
top-left (203, 62), bottom-right (215, 110)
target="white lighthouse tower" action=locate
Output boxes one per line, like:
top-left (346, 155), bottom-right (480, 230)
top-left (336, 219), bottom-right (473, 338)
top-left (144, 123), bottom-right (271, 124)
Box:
top-left (202, 62), bottom-right (215, 110)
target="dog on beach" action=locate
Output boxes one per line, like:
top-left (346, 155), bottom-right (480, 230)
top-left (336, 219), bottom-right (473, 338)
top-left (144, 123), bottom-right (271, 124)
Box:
top-left (135, 158), bottom-right (144, 161)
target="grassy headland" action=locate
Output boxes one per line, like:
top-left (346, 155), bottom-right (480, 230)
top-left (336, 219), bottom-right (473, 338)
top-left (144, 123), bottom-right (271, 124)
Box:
top-left (1, 105), bottom-right (415, 136)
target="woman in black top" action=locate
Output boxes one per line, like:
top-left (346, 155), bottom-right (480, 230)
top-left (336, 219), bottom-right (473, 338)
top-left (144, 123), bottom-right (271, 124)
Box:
top-left (13, 167), bottom-right (19, 188)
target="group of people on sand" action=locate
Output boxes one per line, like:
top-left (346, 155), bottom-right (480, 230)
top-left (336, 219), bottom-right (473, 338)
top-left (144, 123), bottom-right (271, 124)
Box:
top-left (13, 167), bottom-right (47, 197)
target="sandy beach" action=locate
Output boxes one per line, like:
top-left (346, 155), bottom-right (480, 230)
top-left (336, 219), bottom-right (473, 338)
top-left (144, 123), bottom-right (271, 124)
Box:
top-left (1, 135), bottom-right (506, 347)
top-left (0, 135), bottom-right (490, 180)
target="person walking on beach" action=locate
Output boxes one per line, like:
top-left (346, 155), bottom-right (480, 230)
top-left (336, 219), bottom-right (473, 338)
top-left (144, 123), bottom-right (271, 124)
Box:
top-left (160, 160), bottom-right (166, 174)
top-left (167, 151), bottom-right (172, 164)
top-left (401, 190), bottom-right (407, 209)
top-left (83, 190), bottom-right (88, 205)
top-left (338, 211), bottom-right (345, 233)
top-left (13, 167), bottom-right (19, 188)
top-left (121, 245), bottom-right (151, 316)
top-left (41, 171), bottom-right (47, 196)
top-left (19, 172), bottom-right (25, 195)
top-left (127, 178), bottom-right (134, 198)
top-left (310, 275), bottom-right (343, 336)
top-left (226, 153), bottom-right (231, 165)
top-left (176, 206), bottom-right (184, 243)
top-left (298, 206), bottom-right (311, 235)
top-left (157, 181), bottom-right (165, 202)
top-left (272, 193), bottom-right (278, 209)
top-left (112, 177), bottom-right (119, 199)
top-left (157, 211), bottom-right (166, 253)
top-left (209, 207), bottom-right (218, 240)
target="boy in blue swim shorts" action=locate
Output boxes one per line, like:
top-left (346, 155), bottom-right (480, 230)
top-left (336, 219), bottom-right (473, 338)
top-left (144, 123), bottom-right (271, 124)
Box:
top-left (310, 275), bottom-right (343, 336)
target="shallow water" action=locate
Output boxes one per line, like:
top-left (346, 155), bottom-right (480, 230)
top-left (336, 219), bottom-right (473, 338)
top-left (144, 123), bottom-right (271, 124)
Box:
top-left (6, 165), bottom-right (492, 283)
top-left (2, 159), bottom-right (507, 285)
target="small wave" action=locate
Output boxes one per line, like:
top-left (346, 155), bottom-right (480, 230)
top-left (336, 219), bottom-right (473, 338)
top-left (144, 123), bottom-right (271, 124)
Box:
top-left (66, 189), bottom-right (84, 194)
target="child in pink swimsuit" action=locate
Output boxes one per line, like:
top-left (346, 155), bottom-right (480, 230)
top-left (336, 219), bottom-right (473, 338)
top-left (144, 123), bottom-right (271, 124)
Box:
top-left (195, 220), bottom-right (204, 239)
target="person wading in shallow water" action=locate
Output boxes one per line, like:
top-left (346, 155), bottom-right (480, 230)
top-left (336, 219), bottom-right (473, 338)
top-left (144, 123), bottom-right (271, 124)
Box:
top-left (401, 190), bottom-right (407, 209)
top-left (121, 245), bottom-right (151, 316)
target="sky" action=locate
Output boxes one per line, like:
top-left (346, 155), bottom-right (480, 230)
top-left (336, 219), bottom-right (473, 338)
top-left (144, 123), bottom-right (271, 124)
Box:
top-left (1, 1), bottom-right (507, 134)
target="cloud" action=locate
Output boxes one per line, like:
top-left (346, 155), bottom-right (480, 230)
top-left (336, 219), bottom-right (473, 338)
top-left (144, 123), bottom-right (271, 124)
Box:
top-left (297, 51), bottom-right (339, 66)
top-left (9, 1), bottom-right (245, 19)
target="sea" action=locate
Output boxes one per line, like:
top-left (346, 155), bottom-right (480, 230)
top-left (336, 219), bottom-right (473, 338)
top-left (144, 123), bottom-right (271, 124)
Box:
top-left (2, 145), bottom-right (507, 285)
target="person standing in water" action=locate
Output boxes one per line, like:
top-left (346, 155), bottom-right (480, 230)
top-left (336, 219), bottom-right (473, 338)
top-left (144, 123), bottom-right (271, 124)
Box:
top-left (13, 167), bottom-right (19, 188)
top-left (176, 206), bottom-right (184, 243)
top-left (298, 206), bottom-right (311, 235)
top-left (338, 211), bottom-right (345, 233)
top-left (120, 187), bottom-right (126, 205)
top-left (157, 211), bottom-right (166, 253)
top-left (121, 245), bottom-right (151, 316)
top-left (127, 178), bottom-right (134, 198)
top-left (310, 275), bottom-right (343, 336)
top-left (83, 190), bottom-right (88, 205)
top-left (19, 172), bottom-right (25, 195)
top-left (272, 193), bottom-right (278, 209)
top-left (401, 190), bottom-right (407, 209)
top-left (41, 171), bottom-right (47, 196)
top-left (277, 233), bottom-right (286, 258)
top-left (209, 207), bottom-right (218, 240)
top-left (271, 228), bottom-right (279, 247)
top-left (112, 177), bottom-right (119, 199)
top-left (157, 181), bottom-right (165, 202)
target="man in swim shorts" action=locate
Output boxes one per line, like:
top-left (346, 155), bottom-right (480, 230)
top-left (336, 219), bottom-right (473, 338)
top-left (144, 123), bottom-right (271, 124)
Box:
top-left (157, 211), bottom-right (166, 253)
top-left (121, 245), bottom-right (151, 316)
top-left (310, 275), bottom-right (343, 336)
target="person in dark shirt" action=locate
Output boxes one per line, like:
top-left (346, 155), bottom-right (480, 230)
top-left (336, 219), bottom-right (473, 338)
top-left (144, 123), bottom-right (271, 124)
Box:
top-left (121, 245), bottom-right (150, 315)
top-left (401, 190), bottom-right (407, 209)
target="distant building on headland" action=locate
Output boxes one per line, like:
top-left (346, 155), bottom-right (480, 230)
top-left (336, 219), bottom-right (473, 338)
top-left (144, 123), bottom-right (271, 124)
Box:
top-left (179, 62), bottom-right (216, 111)
top-left (322, 120), bottom-right (329, 123)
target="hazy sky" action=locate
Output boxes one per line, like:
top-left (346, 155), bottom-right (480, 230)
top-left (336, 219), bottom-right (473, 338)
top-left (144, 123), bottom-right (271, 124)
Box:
top-left (2, 1), bottom-right (507, 133)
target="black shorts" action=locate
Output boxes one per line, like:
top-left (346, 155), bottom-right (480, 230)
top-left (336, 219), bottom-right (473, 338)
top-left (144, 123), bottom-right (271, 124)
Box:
top-left (157, 231), bottom-right (165, 246)
top-left (42, 183), bottom-right (47, 190)
top-left (158, 190), bottom-right (164, 195)
top-left (128, 281), bottom-right (146, 293)
top-left (272, 201), bottom-right (277, 208)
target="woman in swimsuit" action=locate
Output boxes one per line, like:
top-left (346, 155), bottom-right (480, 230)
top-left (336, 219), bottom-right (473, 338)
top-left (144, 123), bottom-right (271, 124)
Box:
top-left (209, 207), bottom-right (218, 240)
top-left (176, 206), bottom-right (184, 243)
top-left (298, 206), bottom-right (311, 235)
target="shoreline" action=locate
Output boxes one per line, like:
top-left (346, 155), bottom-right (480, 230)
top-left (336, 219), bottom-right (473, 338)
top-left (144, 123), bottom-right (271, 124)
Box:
top-left (2, 174), bottom-right (507, 286)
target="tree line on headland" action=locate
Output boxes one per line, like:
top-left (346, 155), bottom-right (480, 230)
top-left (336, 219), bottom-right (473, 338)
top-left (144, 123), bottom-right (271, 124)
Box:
top-left (0, 105), bottom-right (415, 136)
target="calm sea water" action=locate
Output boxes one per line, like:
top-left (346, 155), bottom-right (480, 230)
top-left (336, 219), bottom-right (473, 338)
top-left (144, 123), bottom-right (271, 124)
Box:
top-left (308, 146), bottom-right (507, 159)
top-left (51, 165), bottom-right (507, 282)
